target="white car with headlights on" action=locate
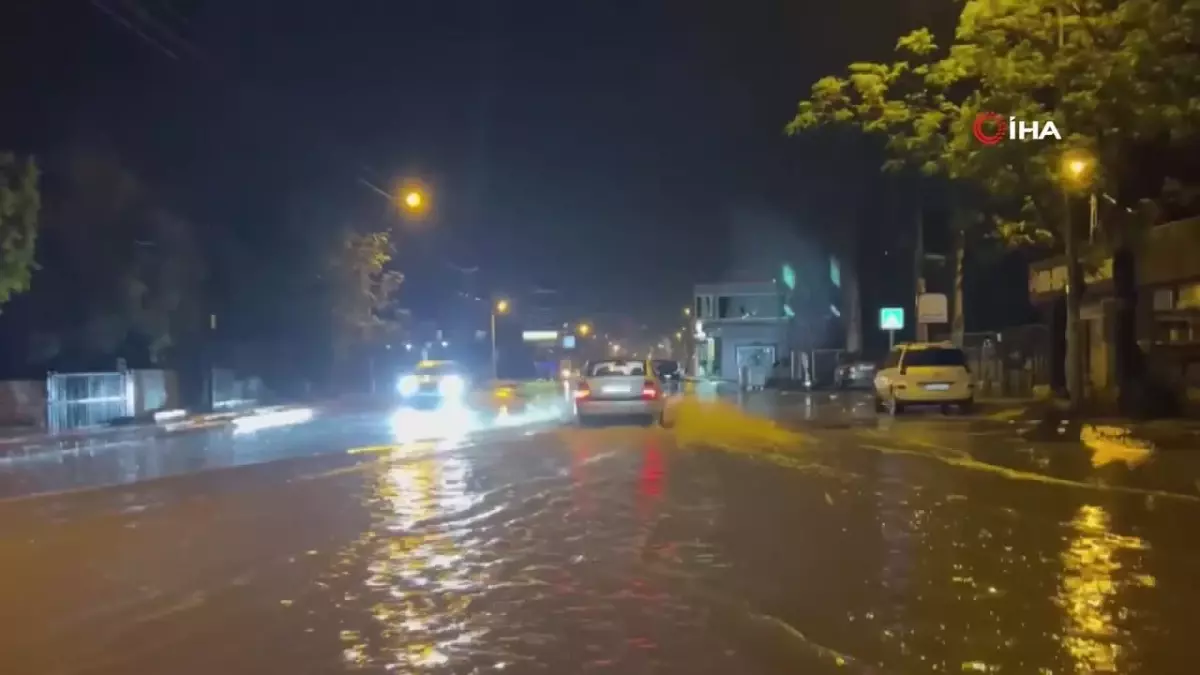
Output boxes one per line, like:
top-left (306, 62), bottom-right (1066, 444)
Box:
top-left (396, 360), bottom-right (470, 409)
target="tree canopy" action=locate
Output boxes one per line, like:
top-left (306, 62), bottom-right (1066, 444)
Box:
top-left (0, 153), bottom-right (40, 313)
top-left (26, 146), bottom-right (205, 366)
top-left (326, 228), bottom-right (404, 363)
top-left (787, 0), bottom-right (1200, 246)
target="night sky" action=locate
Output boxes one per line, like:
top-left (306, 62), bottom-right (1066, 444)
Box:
top-left (4, 0), bottom-right (1027, 360)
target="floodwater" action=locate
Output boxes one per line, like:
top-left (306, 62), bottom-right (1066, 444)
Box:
top-left (1, 395), bottom-right (1198, 673)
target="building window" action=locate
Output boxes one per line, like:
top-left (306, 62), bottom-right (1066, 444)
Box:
top-left (1178, 282), bottom-right (1200, 310)
top-left (1152, 288), bottom-right (1176, 312)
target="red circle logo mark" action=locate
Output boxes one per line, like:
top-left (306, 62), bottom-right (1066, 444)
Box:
top-left (973, 112), bottom-right (1007, 145)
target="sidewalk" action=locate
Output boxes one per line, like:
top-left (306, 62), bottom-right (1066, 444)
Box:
top-left (742, 390), bottom-right (1200, 499)
top-left (0, 406), bottom-right (288, 458)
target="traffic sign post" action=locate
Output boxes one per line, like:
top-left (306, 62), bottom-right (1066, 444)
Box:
top-left (879, 307), bottom-right (905, 349)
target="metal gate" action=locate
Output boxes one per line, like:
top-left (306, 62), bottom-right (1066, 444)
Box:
top-left (808, 348), bottom-right (846, 388)
top-left (46, 372), bottom-right (133, 432)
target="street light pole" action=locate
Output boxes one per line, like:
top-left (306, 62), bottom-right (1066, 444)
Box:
top-left (1061, 151), bottom-right (1094, 408)
top-left (491, 310), bottom-right (498, 381)
top-left (1063, 185), bottom-right (1083, 406)
top-left (491, 299), bottom-right (510, 381)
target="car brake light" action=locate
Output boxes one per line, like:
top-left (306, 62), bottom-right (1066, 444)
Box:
top-left (574, 382), bottom-right (591, 399)
top-left (641, 380), bottom-right (660, 399)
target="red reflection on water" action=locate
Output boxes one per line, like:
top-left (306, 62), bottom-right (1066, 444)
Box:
top-left (639, 439), bottom-right (664, 499)
top-left (636, 436), bottom-right (665, 529)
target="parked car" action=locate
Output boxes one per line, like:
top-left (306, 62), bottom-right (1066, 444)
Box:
top-left (873, 342), bottom-right (974, 414)
top-left (834, 360), bottom-right (877, 389)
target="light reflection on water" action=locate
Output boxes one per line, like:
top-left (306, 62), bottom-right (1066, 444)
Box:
top-left (336, 448), bottom-right (490, 670)
top-left (1056, 504), bottom-right (1151, 673)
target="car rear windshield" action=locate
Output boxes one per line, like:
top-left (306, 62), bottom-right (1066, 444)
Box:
top-left (587, 360), bottom-right (647, 377)
top-left (653, 360), bottom-right (680, 375)
top-left (903, 348), bottom-right (966, 368)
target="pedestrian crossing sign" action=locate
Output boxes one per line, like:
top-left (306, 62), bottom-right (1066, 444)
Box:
top-left (879, 307), bottom-right (904, 331)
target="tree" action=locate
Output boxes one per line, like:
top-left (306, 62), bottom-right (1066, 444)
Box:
top-left (28, 146), bottom-right (204, 366)
top-left (788, 0), bottom-right (1200, 407)
top-left (0, 153), bottom-right (40, 313)
top-left (326, 228), bottom-right (404, 385)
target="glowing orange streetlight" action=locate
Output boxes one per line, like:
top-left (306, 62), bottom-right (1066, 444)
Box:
top-left (394, 180), bottom-right (430, 217)
top-left (1061, 149), bottom-right (1095, 190)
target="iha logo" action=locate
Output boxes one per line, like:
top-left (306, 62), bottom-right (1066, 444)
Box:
top-left (972, 112), bottom-right (1061, 143)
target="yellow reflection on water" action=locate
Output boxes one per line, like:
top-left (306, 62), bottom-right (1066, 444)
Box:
top-left (1056, 504), bottom-right (1149, 673)
top-left (338, 454), bottom-right (485, 670)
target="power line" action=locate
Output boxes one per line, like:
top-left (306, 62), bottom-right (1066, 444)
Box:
top-left (89, 0), bottom-right (180, 59)
top-left (88, 0), bottom-right (489, 278)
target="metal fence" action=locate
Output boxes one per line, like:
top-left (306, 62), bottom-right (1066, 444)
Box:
top-left (808, 348), bottom-right (846, 388)
top-left (931, 326), bottom-right (1052, 397)
top-left (213, 368), bottom-right (265, 409)
top-left (46, 372), bottom-right (132, 432)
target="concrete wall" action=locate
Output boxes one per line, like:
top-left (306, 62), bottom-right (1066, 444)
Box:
top-left (1, 371), bottom-right (180, 432)
top-left (130, 369), bottom-right (180, 415)
top-left (0, 379), bottom-right (46, 429)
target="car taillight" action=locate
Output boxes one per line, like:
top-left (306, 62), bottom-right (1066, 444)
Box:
top-left (574, 382), bottom-right (591, 399)
top-left (641, 380), bottom-right (660, 399)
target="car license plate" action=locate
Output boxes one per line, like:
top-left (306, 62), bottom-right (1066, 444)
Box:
top-left (923, 383), bottom-right (950, 391)
top-left (602, 385), bottom-right (626, 393)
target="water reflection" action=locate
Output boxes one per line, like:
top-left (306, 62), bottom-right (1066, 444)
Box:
top-left (639, 437), bottom-right (665, 502)
top-left (1056, 504), bottom-right (1150, 672)
top-left (337, 449), bottom-right (490, 670)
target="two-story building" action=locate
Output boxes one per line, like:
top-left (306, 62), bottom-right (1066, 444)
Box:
top-left (692, 280), bottom-right (790, 385)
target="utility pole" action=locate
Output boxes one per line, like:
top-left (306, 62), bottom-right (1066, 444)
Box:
top-left (914, 198), bottom-right (929, 343)
top-left (1063, 187), bottom-right (1084, 406)
top-left (951, 219), bottom-right (966, 347)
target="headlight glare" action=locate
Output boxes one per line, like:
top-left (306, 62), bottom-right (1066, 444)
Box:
top-left (397, 375), bottom-right (419, 396)
top-left (439, 375), bottom-right (466, 398)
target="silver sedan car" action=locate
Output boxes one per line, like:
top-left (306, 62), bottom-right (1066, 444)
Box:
top-left (573, 358), bottom-right (665, 426)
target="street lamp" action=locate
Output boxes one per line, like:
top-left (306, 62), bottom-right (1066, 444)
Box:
top-left (491, 299), bottom-right (510, 380)
top-left (1062, 149), bottom-right (1099, 241)
top-left (683, 307), bottom-right (692, 317)
top-left (1059, 149), bottom-right (1096, 407)
top-left (577, 323), bottom-right (592, 337)
top-left (394, 180), bottom-right (430, 217)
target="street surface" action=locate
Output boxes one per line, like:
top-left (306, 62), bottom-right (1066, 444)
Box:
top-left (3, 390), bottom-right (1199, 673)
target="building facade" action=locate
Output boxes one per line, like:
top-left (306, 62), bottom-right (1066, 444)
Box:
top-left (1027, 216), bottom-right (1200, 400)
top-left (692, 281), bottom-right (790, 385)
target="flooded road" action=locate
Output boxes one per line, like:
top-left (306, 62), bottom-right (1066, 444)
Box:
top-left (2, 395), bottom-right (1198, 673)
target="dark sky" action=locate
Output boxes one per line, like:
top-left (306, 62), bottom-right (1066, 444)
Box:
top-left (3, 0), bottom-right (954, 328)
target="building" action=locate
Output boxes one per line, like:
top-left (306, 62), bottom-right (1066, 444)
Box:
top-left (1027, 216), bottom-right (1200, 400)
top-left (692, 280), bottom-right (791, 385)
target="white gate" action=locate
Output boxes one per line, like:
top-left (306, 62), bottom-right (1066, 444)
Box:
top-left (46, 372), bottom-right (133, 432)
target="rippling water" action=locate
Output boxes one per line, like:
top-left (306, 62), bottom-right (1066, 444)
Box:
top-left (2, 413), bottom-right (1198, 674)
